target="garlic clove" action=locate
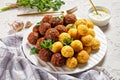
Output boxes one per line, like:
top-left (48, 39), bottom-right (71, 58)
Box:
top-left (25, 21), bottom-right (32, 28)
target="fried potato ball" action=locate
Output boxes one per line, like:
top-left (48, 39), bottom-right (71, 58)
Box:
top-left (70, 40), bottom-right (83, 52)
top-left (61, 45), bottom-right (74, 58)
top-left (59, 32), bottom-right (71, 41)
top-left (75, 19), bottom-right (87, 27)
top-left (91, 38), bottom-right (100, 50)
top-left (81, 35), bottom-right (94, 46)
top-left (66, 24), bottom-right (76, 31)
top-left (83, 46), bottom-right (91, 54)
top-left (68, 28), bottom-right (77, 39)
top-left (87, 28), bottom-right (95, 37)
top-left (77, 50), bottom-right (89, 63)
top-left (66, 57), bottom-right (78, 68)
top-left (86, 20), bottom-right (94, 28)
top-left (77, 24), bottom-right (89, 36)
top-left (51, 41), bottom-right (63, 53)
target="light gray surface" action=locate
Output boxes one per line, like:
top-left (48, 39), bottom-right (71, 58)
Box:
top-left (0, 0), bottom-right (120, 79)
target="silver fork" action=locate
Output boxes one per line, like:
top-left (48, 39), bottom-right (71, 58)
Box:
top-left (17, 6), bottom-right (78, 16)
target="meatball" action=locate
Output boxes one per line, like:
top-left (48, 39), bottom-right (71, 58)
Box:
top-left (55, 25), bottom-right (67, 34)
top-left (36, 37), bottom-right (45, 50)
top-left (38, 48), bottom-right (53, 62)
top-left (66, 57), bottom-right (78, 68)
top-left (39, 22), bottom-right (51, 35)
top-left (77, 50), bottom-right (89, 63)
top-left (45, 28), bottom-right (59, 41)
top-left (61, 45), bottom-right (74, 58)
top-left (51, 53), bottom-right (65, 67)
top-left (70, 40), bottom-right (83, 52)
top-left (32, 25), bottom-right (39, 32)
top-left (49, 17), bottom-right (64, 27)
top-left (42, 15), bottom-right (53, 23)
top-left (64, 14), bottom-right (76, 25)
top-left (51, 41), bottom-right (63, 53)
top-left (27, 32), bottom-right (39, 45)
top-left (59, 32), bottom-right (71, 42)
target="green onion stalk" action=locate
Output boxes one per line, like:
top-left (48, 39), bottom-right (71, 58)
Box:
top-left (0, 4), bottom-right (18, 11)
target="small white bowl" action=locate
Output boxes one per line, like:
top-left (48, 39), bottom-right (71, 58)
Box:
top-left (88, 6), bottom-right (111, 27)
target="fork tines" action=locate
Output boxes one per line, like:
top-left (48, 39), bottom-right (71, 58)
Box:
top-left (66, 7), bottom-right (78, 14)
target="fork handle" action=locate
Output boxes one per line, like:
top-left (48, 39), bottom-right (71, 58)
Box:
top-left (17, 11), bottom-right (64, 16)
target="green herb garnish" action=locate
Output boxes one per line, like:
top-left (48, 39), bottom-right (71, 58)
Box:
top-left (1, 0), bottom-right (65, 12)
top-left (60, 15), bottom-right (64, 19)
top-left (55, 16), bottom-right (61, 21)
top-left (62, 38), bottom-right (73, 46)
top-left (51, 0), bottom-right (65, 11)
top-left (36, 21), bottom-right (42, 26)
top-left (69, 24), bottom-right (75, 28)
top-left (30, 47), bottom-right (38, 54)
top-left (40, 39), bottom-right (54, 50)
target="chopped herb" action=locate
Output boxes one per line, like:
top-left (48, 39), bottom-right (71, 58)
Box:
top-left (51, 0), bottom-right (65, 11)
top-left (36, 21), bottom-right (42, 26)
top-left (60, 15), bottom-right (64, 18)
top-left (69, 24), bottom-right (75, 28)
top-left (40, 39), bottom-right (54, 50)
top-left (55, 16), bottom-right (61, 21)
top-left (62, 38), bottom-right (73, 46)
top-left (30, 47), bottom-right (38, 54)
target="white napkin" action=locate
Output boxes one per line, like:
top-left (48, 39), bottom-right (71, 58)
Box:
top-left (0, 32), bottom-right (113, 80)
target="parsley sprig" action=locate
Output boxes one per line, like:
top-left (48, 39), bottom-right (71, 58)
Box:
top-left (30, 47), bottom-right (38, 54)
top-left (0, 0), bottom-right (65, 12)
top-left (62, 38), bottom-right (73, 46)
top-left (40, 39), bottom-right (54, 50)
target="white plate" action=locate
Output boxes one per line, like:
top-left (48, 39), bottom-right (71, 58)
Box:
top-left (22, 24), bottom-right (107, 74)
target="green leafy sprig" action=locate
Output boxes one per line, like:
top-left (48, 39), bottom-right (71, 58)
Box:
top-left (1, 0), bottom-right (65, 12)
top-left (40, 39), bottom-right (54, 50)
top-left (62, 38), bottom-right (73, 46)
top-left (69, 24), bottom-right (75, 28)
top-left (30, 47), bottom-right (38, 54)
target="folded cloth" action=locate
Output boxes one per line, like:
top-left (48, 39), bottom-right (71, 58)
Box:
top-left (0, 32), bottom-right (113, 80)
